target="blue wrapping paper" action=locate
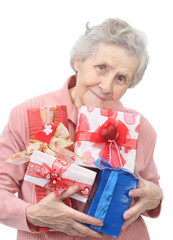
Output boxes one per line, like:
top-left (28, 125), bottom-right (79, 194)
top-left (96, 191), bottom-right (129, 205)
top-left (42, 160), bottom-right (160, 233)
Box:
top-left (85, 158), bottom-right (139, 239)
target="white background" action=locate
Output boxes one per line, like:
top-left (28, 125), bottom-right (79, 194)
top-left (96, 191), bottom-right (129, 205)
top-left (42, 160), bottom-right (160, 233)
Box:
top-left (0, 0), bottom-right (172, 239)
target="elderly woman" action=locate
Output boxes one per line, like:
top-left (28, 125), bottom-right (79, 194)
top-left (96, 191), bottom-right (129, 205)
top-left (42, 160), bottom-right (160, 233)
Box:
top-left (0, 18), bottom-right (162, 240)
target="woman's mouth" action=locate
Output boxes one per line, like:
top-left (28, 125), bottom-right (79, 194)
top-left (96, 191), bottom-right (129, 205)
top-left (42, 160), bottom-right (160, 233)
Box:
top-left (90, 89), bottom-right (106, 101)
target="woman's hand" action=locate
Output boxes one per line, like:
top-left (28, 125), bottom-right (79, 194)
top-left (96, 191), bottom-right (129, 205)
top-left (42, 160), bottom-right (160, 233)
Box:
top-left (26, 185), bottom-right (103, 238)
top-left (122, 175), bottom-right (162, 230)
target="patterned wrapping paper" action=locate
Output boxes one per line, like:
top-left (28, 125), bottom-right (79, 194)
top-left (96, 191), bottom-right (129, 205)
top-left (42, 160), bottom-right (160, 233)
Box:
top-left (74, 106), bottom-right (141, 173)
top-left (24, 150), bottom-right (97, 203)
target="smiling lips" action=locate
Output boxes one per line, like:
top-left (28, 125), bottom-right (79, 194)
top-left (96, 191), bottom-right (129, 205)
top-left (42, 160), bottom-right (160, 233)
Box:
top-left (90, 89), bottom-right (109, 101)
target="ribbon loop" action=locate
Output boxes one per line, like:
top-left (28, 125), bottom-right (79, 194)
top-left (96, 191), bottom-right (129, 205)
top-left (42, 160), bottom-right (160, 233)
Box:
top-left (94, 158), bottom-right (137, 179)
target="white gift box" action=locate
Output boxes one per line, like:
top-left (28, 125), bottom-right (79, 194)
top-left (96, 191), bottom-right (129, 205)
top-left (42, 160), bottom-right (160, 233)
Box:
top-left (24, 150), bottom-right (97, 203)
top-left (74, 106), bottom-right (141, 173)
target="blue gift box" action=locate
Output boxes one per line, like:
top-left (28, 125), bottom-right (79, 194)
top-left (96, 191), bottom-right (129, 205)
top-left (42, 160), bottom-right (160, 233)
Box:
top-left (84, 161), bottom-right (139, 239)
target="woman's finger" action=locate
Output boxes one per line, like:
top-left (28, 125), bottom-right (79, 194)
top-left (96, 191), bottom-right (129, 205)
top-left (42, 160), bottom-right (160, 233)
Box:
top-left (58, 189), bottom-right (103, 227)
top-left (123, 199), bottom-right (144, 220)
top-left (72, 220), bottom-right (103, 238)
top-left (122, 213), bottom-right (139, 230)
top-left (39, 185), bottom-right (79, 204)
top-left (65, 206), bottom-right (103, 227)
top-left (58, 185), bottom-right (79, 200)
top-left (129, 187), bottom-right (146, 198)
top-left (52, 225), bottom-right (81, 237)
top-left (73, 209), bottom-right (103, 226)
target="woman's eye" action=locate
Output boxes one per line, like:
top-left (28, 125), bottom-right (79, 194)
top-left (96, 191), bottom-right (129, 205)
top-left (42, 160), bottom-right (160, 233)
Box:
top-left (98, 65), bottom-right (105, 71)
top-left (118, 76), bottom-right (125, 82)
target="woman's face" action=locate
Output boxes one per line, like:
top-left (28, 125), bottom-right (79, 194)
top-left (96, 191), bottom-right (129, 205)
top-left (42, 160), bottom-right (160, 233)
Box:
top-left (70, 43), bottom-right (140, 109)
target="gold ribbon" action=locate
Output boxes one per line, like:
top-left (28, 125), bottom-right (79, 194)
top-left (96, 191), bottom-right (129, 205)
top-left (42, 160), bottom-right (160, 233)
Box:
top-left (6, 122), bottom-right (83, 164)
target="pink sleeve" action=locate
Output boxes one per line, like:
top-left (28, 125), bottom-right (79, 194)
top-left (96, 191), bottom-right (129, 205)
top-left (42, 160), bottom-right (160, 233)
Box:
top-left (135, 116), bottom-right (163, 218)
top-left (0, 107), bottom-right (32, 231)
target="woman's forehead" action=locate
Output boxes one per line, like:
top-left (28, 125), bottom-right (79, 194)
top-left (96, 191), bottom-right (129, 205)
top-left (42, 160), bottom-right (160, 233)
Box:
top-left (88, 43), bottom-right (140, 72)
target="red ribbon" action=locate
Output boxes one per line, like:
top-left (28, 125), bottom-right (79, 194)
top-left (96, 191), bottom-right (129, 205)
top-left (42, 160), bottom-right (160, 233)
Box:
top-left (75, 118), bottom-right (137, 168)
top-left (26, 158), bottom-right (92, 198)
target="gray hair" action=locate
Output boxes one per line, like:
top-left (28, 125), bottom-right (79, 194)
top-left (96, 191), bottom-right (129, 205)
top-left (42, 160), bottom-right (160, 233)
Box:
top-left (70, 18), bottom-right (149, 88)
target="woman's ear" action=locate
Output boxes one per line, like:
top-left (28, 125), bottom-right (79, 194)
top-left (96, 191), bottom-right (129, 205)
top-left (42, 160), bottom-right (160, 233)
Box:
top-left (74, 56), bottom-right (80, 72)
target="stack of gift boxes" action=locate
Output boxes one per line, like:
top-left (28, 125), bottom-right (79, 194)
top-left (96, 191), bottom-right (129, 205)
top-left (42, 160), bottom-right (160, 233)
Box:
top-left (7, 105), bottom-right (141, 238)
top-left (73, 106), bottom-right (140, 238)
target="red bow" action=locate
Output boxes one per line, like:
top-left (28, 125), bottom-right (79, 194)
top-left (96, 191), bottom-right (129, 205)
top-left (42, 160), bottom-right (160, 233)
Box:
top-left (75, 118), bottom-right (137, 168)
top-left (37, 160), bottom-right (70, 197)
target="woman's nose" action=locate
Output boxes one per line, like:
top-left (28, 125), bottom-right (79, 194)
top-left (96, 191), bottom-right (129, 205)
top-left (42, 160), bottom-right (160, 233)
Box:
top-left (98, 77), bottom-right (114, 94)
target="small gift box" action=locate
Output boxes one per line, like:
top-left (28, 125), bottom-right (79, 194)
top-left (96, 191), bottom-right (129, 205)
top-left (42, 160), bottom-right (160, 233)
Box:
top-left (6, 105), bottom-right (80, 164)
top-left (24, 150), bottom-right (97, 203)
top-left (27, 105), bottom-right (78, 161)
top-left (74, 106), bottom-right (141, 172)
top-left (84, 159), bottom-right (139, 239)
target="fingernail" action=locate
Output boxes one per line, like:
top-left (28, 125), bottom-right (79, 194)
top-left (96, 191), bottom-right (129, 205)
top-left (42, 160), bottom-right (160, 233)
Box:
top-left (123, 213), bottom-right (128, 220)
top-left (129, 191), bottom-right (133, 197)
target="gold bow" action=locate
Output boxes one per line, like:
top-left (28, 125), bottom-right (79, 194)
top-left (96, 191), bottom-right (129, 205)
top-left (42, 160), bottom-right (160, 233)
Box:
top-left (6, 122), bottom-right (83, 165)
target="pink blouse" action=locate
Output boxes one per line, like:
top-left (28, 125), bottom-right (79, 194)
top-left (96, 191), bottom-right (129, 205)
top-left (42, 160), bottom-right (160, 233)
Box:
top-left (0, 76), bottom-right (162, 240)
